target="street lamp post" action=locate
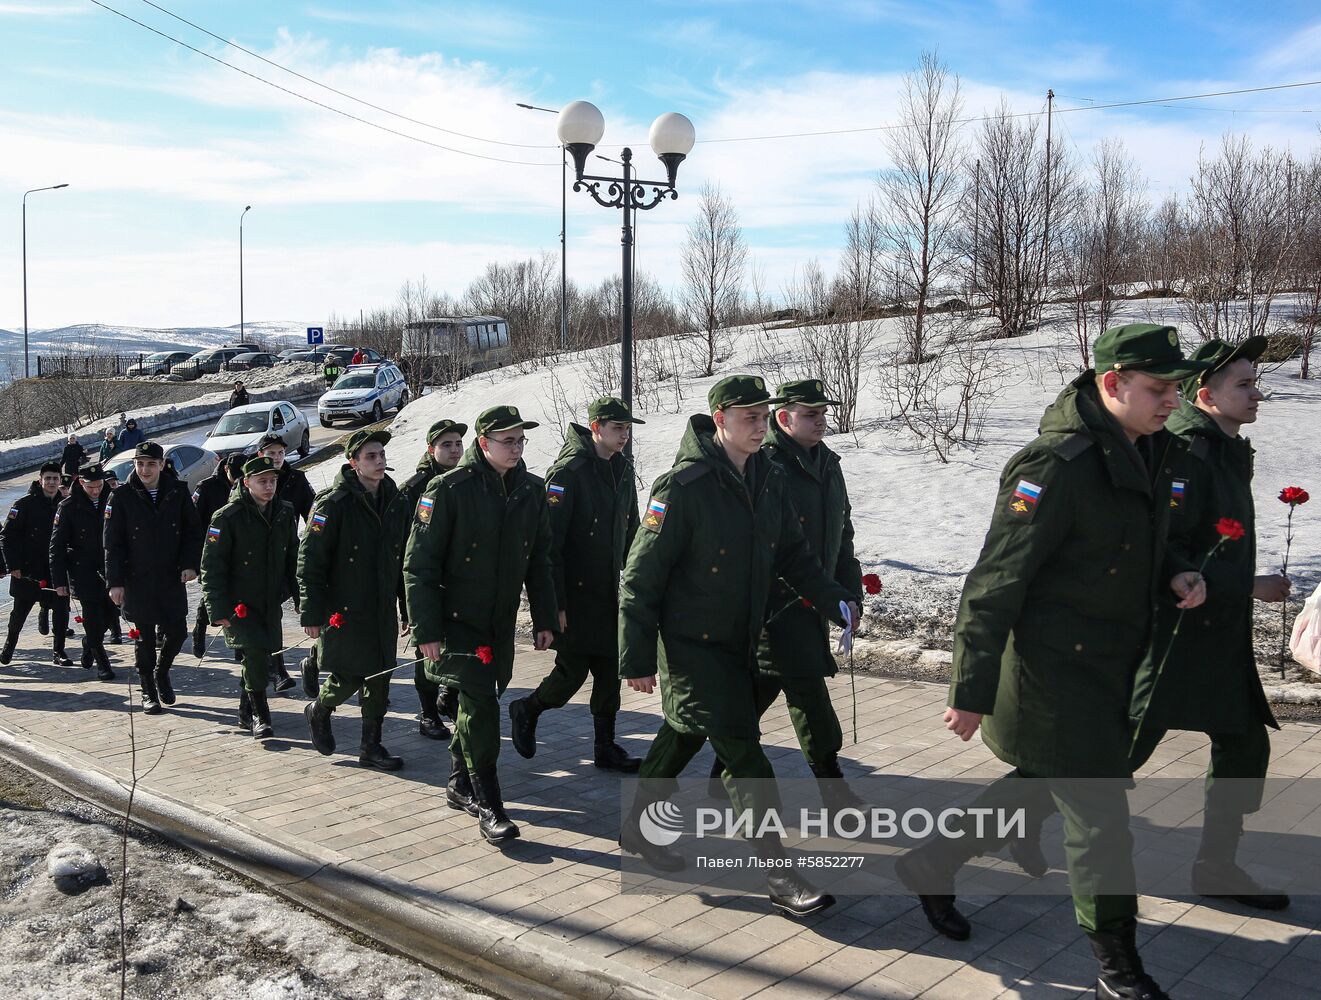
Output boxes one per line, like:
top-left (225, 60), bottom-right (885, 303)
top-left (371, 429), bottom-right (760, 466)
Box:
top-left (22, 183), bottom-right (69, 379)
top-left (239, 205), bottom-right (251, 342)
top-left (516, 102), bottom-right (569, 349)
top-left (556, 101), bottom-right (694, 411)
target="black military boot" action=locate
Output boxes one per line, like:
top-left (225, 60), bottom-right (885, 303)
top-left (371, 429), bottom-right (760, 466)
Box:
top-left (1008, 827), bottom-right (1049, 879)
top-left (508, 694), bottom-right (543, 759)
top-left (446, 749), bottom-right (479, 817)
top-left (894, 841), bottom-right (974, 940)
top-left (154, 662), bottom-right (176, 706)
top-left (38, 607), bottom-right (49, 636)
top-left (94, 646), bottom-right (115, 681)
top-left (1088, 923), bottom-right (1170, 1000)
top-left (0, 636), bottom-right (15, 665)
top-left (300, 649), bottom-right (320, 699)
top-left (808, 755), bottom-right (867, 811)
top-left (358, 718), bottom-right (403, 771)
top-left (191, 615), bottom-right (206, 658)
top-left (80, 639), bottom-right (95, 671)
top-left (269, 653), bottom-right (296, 694)
top-left (619, 780), bottom-right (685, 872)
top-left (418, 692), bottom-right (451, 740)
top-left (593, 715), bottom-right (642, 773)
top-left (52, 643), bottom-right (73, 666)
top-left (469, 766), bottom-right (519, 843)
top-left (1191, 808), bottom-right (1289, 910)
top-left (238, 687), bottom-right (254, 731)
top-left (759, 835), bottom-right (836, 918)
top-left (138, 669), bottom-right (162, 715)
top-left (304, 699), bottom-right (335, 755)
top-left (250, 690), bottom-right (274, 740)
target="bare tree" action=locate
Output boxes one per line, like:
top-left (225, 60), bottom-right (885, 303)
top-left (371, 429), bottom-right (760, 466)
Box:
top-left (785, 261), bottom-right (876, 433)
top-left (835, 200), bottom-right (885, 315)
top-left (1293, 154), bottom-right (1321, 379)
top-left (464, 253), bottom-right (561, 365)
top-left (681, 183), bottom-right (747, 376)
top-left (1140, 196), bottom-right (1183, 294)
top-left (878, 52), bottom-right (965, 363)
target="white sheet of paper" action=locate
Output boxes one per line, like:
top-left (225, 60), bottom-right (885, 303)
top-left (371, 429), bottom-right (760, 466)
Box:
top-left (836, 600), bottom-right (853, 654)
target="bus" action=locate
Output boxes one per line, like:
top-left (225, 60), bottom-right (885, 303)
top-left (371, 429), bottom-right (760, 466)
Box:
top-left (400, 315), bottom-right (512, 389)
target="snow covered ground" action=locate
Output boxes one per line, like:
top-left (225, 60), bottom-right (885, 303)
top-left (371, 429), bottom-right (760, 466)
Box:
top-left (0, 762), bottom-right (486, 1000)
top-left (307, 298), bottom-right (1321, 702)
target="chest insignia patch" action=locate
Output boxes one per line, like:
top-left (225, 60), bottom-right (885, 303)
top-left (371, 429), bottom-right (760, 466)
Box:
top-left (310, 511), bottom-right (328, 533)
top-left (416, 496), bottom-right (434, 524)
top-left (1007, 479), bottom-right (1044, 522)
top-left (642, 497), bottom-right (668, 533)
top-left (546, 483), bottom-right (566, 506)
top-left (1170, 480), bottom-right (1186, 512)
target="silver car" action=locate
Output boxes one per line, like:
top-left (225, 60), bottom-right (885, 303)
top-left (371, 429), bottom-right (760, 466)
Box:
top-left (105, 443), bottom-right (218, 494)
top-left (203, 401), bottom-right (311, 460)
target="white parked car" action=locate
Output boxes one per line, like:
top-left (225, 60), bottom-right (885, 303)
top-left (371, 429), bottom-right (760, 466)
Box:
top-left (105, 443), bottom-right (218, 494)
top-left (317, 362), bottom-right (409, 427)
top-left (204, 401), bottom-right (311, 460)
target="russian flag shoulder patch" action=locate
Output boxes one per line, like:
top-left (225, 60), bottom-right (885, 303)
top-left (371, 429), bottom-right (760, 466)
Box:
top-left (1007, 478), bottom-right (1045, 522)
top-left (642, 497), bottom-right (669, 533)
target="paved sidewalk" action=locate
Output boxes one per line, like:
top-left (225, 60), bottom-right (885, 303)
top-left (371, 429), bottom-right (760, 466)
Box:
top-left (0, 613), bottom-right (1318, 1000)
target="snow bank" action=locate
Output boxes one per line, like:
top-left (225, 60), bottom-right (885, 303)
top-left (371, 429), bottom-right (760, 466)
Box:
top-left (46, 843), bottom-right (104, 882)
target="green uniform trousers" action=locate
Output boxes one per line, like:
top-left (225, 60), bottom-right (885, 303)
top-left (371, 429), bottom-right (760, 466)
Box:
top-left (453, 690), bottom-right (502, 771)
top-left (534, 651), bottom-right (621, 717)
top-left (961, 769), bottom-right (1137, 934)
top-left (639, 722), bottom-right (781, 824)
top-left (240, 646), bottom-right (271, 695)
top-left (415, 662), bottom-right (440, 710)
top-left (318, 673), bottom-right (391, 721)
top-left (752, 672), bottom-right (842, 765)
top-left (1130, 725), bottom-right (1271, 817)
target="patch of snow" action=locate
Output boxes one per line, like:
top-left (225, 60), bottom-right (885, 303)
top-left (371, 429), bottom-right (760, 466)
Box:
top-left (46, 843), bottom-right (103, 881)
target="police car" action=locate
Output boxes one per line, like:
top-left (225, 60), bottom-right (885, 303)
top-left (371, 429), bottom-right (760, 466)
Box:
top-left (317, 362), bottom-right (410, 427)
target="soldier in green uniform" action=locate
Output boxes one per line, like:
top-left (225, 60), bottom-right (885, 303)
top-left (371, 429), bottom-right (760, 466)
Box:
top-left (397, 418), bottom-right (467, 741)
top-left (199, 456), bottom-right (299, 739)
top-left (301, 429), bottom-right (413, 770)
top-left (508, 396), bottom-right (643, 772)
top-left (404, 405), bottom-right (557, 844)
top-left (1129, 335), bottom-right (1289, 910)
top-left (896, 325), bottom-right (1209, 1000)
top-left (707, 379), bottom-right (864, 808)
top-left (618, 375), bottom-right (859, 918)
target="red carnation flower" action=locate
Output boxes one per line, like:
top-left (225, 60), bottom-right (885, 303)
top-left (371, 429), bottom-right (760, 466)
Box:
top-left (233, 603), bottom-right (248, 619)
top-left (328, 612), bottom-right (345, 628)
top-left (74, 615), bottom-right (84, 624)
top-left (475, 645), bottom-right (494, 665)
top-left (800, 597), bottom-right (813, 608)
top-left (128, 628), bottom-right (141, 641)
top-left (862, 573), bottom-right (882, 595)
top-left (1280, 486), bottom-right (1310, 506)
top-left (39, 579), bottom-right (48, 589)
top-left (1215, 517), bottom-right (1246, 542)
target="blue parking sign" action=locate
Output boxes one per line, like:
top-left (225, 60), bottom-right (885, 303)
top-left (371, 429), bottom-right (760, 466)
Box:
top-left (307, 326), bottom-right (324, 345)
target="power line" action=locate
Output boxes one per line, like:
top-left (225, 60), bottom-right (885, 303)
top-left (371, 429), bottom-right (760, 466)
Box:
top-left (85, 0), bottom-right (557, 167)
top-left (136, 0), bottom-right (558, 149)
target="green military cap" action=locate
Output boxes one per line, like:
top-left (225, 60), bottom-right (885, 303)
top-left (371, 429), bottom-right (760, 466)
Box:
top-left (587, 396), bottom-right (645, 425)
top-left (1093, 323), bottom-right (1210, 381)
top-left (1180, 335), bottom-right (1268, 399)
top-left (777, 378), bottom-right (841, 407)
top-left (707, 374), bottom-right (787, 412)
top-left (78, 463), bottom-right (107, 481)
top-left (475, 405), bottom-right (539, 436)
top-left (242, 455), bottom-right (279, 478)
top-left (344, 428), bottom-right (391, 457)
top-left (134, 441), bottom-right (165, 460)
top-left (426, 418), bottom-right (468, 444)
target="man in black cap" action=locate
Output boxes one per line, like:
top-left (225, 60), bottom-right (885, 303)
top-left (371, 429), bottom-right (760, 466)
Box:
top-left (1129, 334), bottom-right (1291, 911)
top-left (300, 429), bottom-right (413, 770)
top-left (397, 417), bottom-right (467, 741)
top-left (508, 396), bottom-right (643, 772)
top-left (190, 453), bottom-right (244, 658)
top-left (50, 464), bottom-right (116, 680)
top-left (228, 381), bottom-right (250, 410)
top-left (618, 375), bottom-right (858, 917)
top-left (105, 441), bottom-right (203, 714)
top-left (405, 405), bottom-right (557, 843)
top-left (201, 455), bottom-right (299, 739)
top-left (900, 324), bottom-right (1209, 1000)
top-left (707, 378), bottom-right (865, 809)
top-left (1, 461), bottom-right (73, 665)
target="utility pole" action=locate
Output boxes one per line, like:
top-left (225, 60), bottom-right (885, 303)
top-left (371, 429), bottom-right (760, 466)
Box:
top-left (1039, 89), bottom-right (1054, 322)
top-left (972, 157), bottom-right (981, 304)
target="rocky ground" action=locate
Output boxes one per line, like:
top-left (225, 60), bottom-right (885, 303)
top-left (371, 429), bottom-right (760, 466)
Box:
top-left (0, 762), bottom-right (487, 1000)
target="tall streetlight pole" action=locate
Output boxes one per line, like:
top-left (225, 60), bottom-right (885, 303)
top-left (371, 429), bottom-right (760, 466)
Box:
top-left (239, 205), bottom-right (251, 342)
top-left (557, 101), bottom-right (694, 414)
top-left (22, 183), bottom-right (69, 379)
top-left (516, 102), bottom-right (568, 349)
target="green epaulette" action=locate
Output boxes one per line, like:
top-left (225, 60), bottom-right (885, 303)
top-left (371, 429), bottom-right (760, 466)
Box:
top-left (1053, 433), bottom-right (1095, 461)
top-left (673, 462), bottom-right (713, 486)
top-left (1187, 436), bottom-right (1210, 461)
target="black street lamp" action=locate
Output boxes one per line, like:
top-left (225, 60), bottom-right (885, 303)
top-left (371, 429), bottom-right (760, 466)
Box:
top-left (516, 102), bottom-right (568, 349)
top-left (22, 182), bottom-right (69, 379)
top-left (239, 205), bottom-right (251, 342)
top-left (556, 101), bottom-right (694, 411)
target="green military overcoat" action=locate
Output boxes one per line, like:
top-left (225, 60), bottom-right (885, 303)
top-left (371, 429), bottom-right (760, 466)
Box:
top-left (948, 374), bottom-right (1181, 778)
top-left (403, 442), bottom-right (557, 696)
top-left (546, 423), bottom-right (639, 658)
top-left (298, 466), bottom-right (412, 678)
top-left (618, 415), bottom-right (854, 740)
top-left (396, 451), bottom-right (449, 625)
top-left (199, 485), bottom-right (299, 652)
top-left (757, 423), bottom-right (862, 678)
top-left (1129, 403), bottom-right (1278, 734)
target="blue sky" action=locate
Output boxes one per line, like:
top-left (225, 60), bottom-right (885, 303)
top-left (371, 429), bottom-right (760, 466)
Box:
top-left (3, 0), bottom-right (1321, 328)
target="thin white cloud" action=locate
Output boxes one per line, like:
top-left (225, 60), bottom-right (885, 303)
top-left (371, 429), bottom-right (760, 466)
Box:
top-left (1256, 21), bottom-right (1321, 75)
top-left (0, 2), bottom-right (84, 14)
